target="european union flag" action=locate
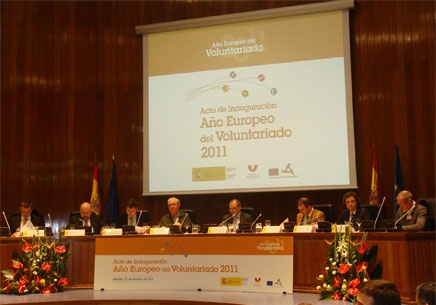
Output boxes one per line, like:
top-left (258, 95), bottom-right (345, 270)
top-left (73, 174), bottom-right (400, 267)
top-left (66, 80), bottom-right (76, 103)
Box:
top-left (107, 157), bottom-right (118, 224)
top-left (394, 145), bottom-right (403, 214)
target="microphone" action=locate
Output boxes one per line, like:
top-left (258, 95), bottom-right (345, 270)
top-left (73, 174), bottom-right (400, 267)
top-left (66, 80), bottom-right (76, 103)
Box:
top-left (394, 201), bottom-right (416, 229)
top-left (219, 214), bottom-right (235, 227)
top-left (250, 213), bottom-right (263, 231)
top-left (2, 211), bottom-right (11, 235)
top-left (373, 196), bottom-right (386, 229)
top-left (136, 210), bottom-right (143, 226)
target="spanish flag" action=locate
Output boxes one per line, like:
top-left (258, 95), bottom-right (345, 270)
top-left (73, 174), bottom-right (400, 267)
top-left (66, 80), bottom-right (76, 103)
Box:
top-left (369, 146), bottom-right (379, 205)
top-left (90, 159), bottom-right (101, 214)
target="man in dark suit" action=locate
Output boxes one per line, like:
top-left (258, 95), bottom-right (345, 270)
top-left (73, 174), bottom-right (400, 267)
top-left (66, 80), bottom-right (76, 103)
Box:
top-left (159, 197), bottom-right (192, 232)
top-left (222, 199), bottom-right (253, 229)
top-left (117, 198), bottom-right (150, 233)
top-left (338, 192), bottom-right (371, 231)
top-left (69, 202), bottom-right (106, 234)
top-left (9, 201), bottom-right (45, 236)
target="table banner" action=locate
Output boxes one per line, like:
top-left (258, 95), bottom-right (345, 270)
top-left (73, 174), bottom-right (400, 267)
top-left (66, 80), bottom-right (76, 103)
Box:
top-left (94, 235), bottom-right (293, 293)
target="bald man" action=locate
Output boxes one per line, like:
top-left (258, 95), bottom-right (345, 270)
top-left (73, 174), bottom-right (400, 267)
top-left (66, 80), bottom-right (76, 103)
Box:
top-left (69, 202), bottom-right (106, 234)
top-left (395, 190), bottom-right (427, 231)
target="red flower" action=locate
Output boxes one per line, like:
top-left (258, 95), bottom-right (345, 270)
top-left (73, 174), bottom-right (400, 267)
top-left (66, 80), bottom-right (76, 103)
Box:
top-left (4, 284), bottom-right (12, 293)
top-left (42, 262), bottom-right (51, 271)
top-left (17, 282), bottom-right (27, 294)
top-left (12, 261), bottom-right (23, 269)
top-left (357, 261), bottom-right (368, 273)
top-left (349, 278), bottom-right (361, 288)
top-left (339, 264), bottom-right (350, 274)
top-left (42, 285), bottom-right (53, 294)
top-left (58, 277), bottom-right (69, 286)
top-left (347, 287), bottom-right (359, 295)
top-left (332, 291), bottom-right (342, 300)
top-left (55, 245), bottom-right (67, 254)
top-left (19, 275), bottom-right (30, 284)
top-left (333, 276), bottom-right (341, 288)
top-left (22, 242), bottom-right (33, 253)
top-left (358, 241), bottom-right (367, 254)
top-left (33, 275), bottom-right (42, 284)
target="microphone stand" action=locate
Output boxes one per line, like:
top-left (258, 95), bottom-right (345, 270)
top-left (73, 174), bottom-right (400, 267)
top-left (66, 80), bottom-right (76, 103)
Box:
top-left (136, 210), bottom-right (143, 226)
top-left (250, 213), bottom-right (262, 232)
top-left (373, 196), bottom-right (386, 230)
top-left (394, 202), bottom-right (416, 229)
top-left (299, 215), bottom-right (323, 225)
top-left (179, 213), bottom-right (188, 226)
top-left (219, 214), bottom-right (235, 227)
top-left (2, 211), bottom-right (11, 235)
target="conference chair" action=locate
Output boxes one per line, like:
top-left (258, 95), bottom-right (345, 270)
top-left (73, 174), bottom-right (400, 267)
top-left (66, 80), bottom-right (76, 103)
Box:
top-left (360, 204), bottom-right (385, 222)
top-left (417, 198), bottom-right (435, 231)
top-left (313, 204), bottom-right (336, 223)
top-left (241, 207), bottom-right (255, 218)
top-left (68, 211), bottom-right (80, 225)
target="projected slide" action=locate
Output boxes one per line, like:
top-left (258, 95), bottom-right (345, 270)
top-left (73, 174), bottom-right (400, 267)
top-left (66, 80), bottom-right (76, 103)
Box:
top-left (141, 5), bottom-right (356, 194)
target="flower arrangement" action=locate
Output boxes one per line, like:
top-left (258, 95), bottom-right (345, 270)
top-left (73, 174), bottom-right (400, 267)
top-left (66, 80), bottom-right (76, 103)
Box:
top-left (316, 226), bottom-right (382, 302)
top-left (1, 234), bottom-right (70, 295)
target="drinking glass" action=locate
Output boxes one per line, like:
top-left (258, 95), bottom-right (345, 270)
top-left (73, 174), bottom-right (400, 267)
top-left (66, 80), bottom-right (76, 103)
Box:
top-left (143, 223), bottom-right (150, 235)
top-left (265, 220), bottom-right (271, 227)
top-left (356, 218), bottom-right (362, 232)
top-left (255, 223), bottom-right (262, 233)
top-left (192, 225), bottom-right (199, 234)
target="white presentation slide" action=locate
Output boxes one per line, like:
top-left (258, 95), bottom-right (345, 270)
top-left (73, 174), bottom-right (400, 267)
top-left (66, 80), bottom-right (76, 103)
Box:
top-left (139, 3), bottom-right (356, 194)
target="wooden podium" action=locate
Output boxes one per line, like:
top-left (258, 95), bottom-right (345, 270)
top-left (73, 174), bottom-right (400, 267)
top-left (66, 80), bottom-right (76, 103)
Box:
top-left (1, 232), bottom-right (434, 303)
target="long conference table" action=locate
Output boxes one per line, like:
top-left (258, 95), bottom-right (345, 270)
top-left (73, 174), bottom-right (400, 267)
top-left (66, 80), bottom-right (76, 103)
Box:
top-left (1, 232), bottom-right (434, 303)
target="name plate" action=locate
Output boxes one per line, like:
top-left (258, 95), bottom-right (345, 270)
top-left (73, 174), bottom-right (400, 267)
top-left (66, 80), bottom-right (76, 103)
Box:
top-left (293, 225), bottom-right (315, 233)
top-left (150, 227), bottom-right (169, 235)
top-left (207, 226), bottom-right (228, 234)
top-left (101, 228), bottom-right (123, 236)
top-left (262, 226), bottom-right (281, 233)
top-left (22, 229), bottom-right (45, 237)
top-left (334, 224), bottom-right (353, 233)
top-left (65, 229), bottom-right (86, 236)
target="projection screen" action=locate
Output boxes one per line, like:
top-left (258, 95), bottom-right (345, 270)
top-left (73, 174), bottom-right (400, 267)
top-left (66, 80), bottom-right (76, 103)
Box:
top-left (137, 0), bottom-right (356, 195)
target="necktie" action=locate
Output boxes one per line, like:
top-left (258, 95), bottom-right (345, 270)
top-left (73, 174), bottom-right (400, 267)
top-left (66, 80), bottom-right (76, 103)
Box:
top-left (233, 215), bottom-right (240, 227)
top-left (351, 214), bottom-right (357, 229)
top-left (129, 217), bottom-right (134, 225)
top-left (84, 220), bottom-right (89, 227)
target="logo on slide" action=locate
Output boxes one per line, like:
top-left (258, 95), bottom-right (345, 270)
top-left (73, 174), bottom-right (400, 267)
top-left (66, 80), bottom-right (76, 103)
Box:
top-left (281, 162), bottom-right (294, 175)
top-left (185, 71), bottom-right (277, 102)
top-left (248, 164), bottom-right (258, 172)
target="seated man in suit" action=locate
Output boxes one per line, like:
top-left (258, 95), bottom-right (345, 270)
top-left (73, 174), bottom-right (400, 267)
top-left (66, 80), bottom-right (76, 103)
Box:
top-left (117, 198), bottom-right (150, 234)
top-left (338, 191), bottom-right (371, 231)
top-left (158, 197), bottom-right (192, 232)
top-left (221, 199), bottom-right (253, 229)
top-left (9, 201), bottom-right (45, 237)
top-left (395, 190), bottom-right (427, 231)
top-left (296, 197), bottom-right (325, 225)
top-left (69, 202), bottom-right (106, 234)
